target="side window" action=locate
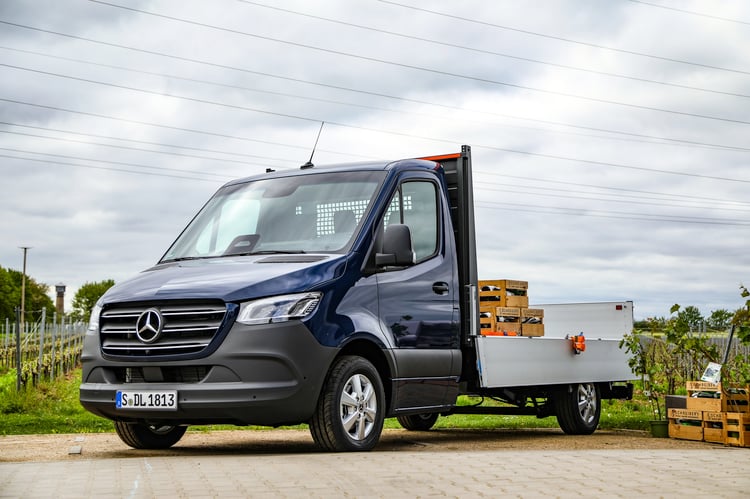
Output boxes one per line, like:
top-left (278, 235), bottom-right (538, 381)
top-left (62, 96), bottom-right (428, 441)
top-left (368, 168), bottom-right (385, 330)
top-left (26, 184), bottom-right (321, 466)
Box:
top-left (382, 180), bottom-right (439, 263)
top-left (404, 182), bottom-right (438, 262)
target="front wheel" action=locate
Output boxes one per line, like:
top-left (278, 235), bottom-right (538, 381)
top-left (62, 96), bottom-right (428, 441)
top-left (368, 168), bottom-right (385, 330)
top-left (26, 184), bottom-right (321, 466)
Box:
top-left (310, 356), bottom-right (385, 452)
top-left (397, 413), bottom-right (439, 431)
top-left (114, 421), bottom-right (187, 449)
top-left (555, 383), bottom-right (601, 435)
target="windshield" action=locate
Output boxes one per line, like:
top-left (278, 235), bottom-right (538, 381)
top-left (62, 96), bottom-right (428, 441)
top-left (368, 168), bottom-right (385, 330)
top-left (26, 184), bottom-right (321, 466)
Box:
top-left (161, 170), bottom-right (385, 261)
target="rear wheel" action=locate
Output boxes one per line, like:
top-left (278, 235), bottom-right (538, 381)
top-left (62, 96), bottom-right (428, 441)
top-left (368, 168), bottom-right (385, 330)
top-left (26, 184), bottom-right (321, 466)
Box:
top-left (397, 413), bottom-right (439, 431)
top-left (555, 383), bottom-right (600, 435)
top-left (310, 356), bottom-right (385, 452)
top-left (114, 421), bottom-right (187, 449)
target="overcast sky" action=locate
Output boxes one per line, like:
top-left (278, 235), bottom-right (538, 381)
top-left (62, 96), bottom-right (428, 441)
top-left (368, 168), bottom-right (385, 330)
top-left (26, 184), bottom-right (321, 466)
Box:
top-left (1, 0), bottom-right (749, 321)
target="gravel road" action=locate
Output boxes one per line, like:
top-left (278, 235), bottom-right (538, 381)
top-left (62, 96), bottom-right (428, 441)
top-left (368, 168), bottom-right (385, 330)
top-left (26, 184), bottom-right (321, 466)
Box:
top-left (0, 427), bottom-right (710, 463)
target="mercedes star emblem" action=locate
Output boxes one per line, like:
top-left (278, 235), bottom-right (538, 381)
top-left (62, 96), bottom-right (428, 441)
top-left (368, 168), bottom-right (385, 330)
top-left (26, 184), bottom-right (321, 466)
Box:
top-left (135, 308), bottom-right (163, 344)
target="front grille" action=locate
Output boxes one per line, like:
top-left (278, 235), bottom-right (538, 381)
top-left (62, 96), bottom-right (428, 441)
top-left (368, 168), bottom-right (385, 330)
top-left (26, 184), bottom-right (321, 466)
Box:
top-left (112, 366), bottom-right (211, 383)
top-left (100, 301), bottom-right (227, 357)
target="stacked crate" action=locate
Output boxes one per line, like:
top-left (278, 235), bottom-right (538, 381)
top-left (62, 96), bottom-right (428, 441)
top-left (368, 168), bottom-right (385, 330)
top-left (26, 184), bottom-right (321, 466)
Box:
top-left (723, 412), bottom-right (750, 447)
top-left (685, 381), bottom-right (749, 413)
top-left (702, 411), bottom-right (725, 444)
top-left (668, 382), bottom-right (750, 446)
top-left (478, 280), bottom-right (544, 337)
top-left (667, 409), bottom-right (703, 441)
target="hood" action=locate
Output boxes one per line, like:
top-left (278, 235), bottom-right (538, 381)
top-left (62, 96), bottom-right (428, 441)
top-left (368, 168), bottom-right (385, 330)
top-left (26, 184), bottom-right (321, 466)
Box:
top-left (101, 254), bottom-right (348, 304)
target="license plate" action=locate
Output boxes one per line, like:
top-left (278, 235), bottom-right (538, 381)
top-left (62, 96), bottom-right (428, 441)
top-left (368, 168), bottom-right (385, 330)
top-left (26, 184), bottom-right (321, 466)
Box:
top-left (116, 390), bottom-right (178, 411)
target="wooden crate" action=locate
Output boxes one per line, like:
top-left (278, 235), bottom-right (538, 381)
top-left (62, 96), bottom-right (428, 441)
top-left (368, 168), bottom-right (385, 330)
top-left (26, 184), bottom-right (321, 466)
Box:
top-left (478, 280), bottom-right (528, 307)
top-left (702, 412), bottom-right (724, 444)
top-left (668, 408), bottom-right (704, 441)
top-left (521, 324), bottom-right (545, 337)
top-left (495, 307), bottom-right (521, 319)
top-left (479, 306), bottom-right (521, 336)
top-left (479, 279), bottom-right (528, 292)
top-left (506, 296), bottom-right (529, 308)
top-left (723, 412), bottom-right (750, 447)
top-left (521, 308), bottom-right (544, 321)
top-left (493, 321), bottom-right (522, 336)
top-left (479, 307), bottom-right (496, 333)
top-left (685, 382), bottom-right (749, 412)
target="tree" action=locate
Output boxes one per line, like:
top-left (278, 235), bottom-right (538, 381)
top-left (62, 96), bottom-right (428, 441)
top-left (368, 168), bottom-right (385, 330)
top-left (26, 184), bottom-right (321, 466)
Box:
top-left (676, 305), bottom-right (703, 332)
top-left (734, 285), bottom-right (750, 345)
top-left (706, 309), bottom-right (733, 331)
top-left (0, 265), bottom-right (54, 322)
top-left (71, 279), bottom-right (115, 322)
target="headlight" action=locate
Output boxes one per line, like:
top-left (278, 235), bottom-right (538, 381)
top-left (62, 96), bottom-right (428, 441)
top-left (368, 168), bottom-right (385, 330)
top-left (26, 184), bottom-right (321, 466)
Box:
top-left (88, 302), bottom-right (103, 332)
top-left (237, 292), bottom-right (322, 325)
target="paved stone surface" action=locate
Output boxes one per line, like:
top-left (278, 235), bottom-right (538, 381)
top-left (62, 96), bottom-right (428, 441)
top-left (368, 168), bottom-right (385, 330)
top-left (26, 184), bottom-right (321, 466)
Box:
top-left (1, 441), bottom-right (749, 498)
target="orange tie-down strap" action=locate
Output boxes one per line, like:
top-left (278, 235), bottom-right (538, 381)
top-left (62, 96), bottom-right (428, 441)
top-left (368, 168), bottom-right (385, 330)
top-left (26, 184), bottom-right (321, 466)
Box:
top-left (418, 153), bottom-right (462, 162)
top-left (481, 330), bottom-right (518, 337)
top-left (571, 334), bottom-right (586, 354)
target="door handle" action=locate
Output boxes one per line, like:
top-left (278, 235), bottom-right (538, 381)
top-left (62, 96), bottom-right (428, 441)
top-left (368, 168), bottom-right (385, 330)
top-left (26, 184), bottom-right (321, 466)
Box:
top-left (432, 282), bottom-right (449, 295)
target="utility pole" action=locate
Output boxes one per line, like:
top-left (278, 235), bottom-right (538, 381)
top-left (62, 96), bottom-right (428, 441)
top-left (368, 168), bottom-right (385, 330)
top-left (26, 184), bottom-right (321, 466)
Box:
top-left (19, 246), bottom-right (31, 334)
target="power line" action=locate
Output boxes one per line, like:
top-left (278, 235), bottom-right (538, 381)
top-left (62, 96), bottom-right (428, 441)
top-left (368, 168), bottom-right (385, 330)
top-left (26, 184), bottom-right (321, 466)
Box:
top-left (9, 46), bottom-right (746, 155)
top-left (0, 121), bottom-right (297, 166)
top-left (376, 0), bottom-right (750, 76)
top-left (5, 116), bottom-right (745, 209)
top-left (0, 97), bottom-right (369, 160)
top-left (237, 0), bottom-right (750, 98)
top-left (474, 170), bottom-right (750, 207)
top-left (0, 128), bottom-right (278, 168)
top-left (4, 64), bottom-right (749, 185)
top-left (0, 146), bottom-right (235, 180)
top-left (0, 153), bottom-right (227, 182)
top-left (4, 149), bottom-right (745, 227)
top-left (81, 2), bottom-right (750, 125)
top-left (626, 0), bottom-right (750, 26)
top-left (475, 201), bottom-right (750, 226)
top-left (2, 22), bottom-right (748, 152)
top-left (238, 0), bottom-right (750, 100)
top-left (477, 183), bottom-right (750, 213)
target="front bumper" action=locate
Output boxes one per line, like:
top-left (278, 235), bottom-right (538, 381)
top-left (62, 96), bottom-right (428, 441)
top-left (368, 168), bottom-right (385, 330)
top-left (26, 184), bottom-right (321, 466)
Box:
top-left (79, 321), bottom-right (338, 426)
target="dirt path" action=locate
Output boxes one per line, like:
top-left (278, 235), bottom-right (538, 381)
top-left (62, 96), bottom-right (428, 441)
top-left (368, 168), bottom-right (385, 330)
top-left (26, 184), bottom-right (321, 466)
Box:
top-left (0, 427), bottom-right (711, 462)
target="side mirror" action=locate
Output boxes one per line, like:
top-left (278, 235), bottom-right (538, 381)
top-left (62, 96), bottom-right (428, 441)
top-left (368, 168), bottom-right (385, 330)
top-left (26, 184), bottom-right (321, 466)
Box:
top-left (376, 224), bottom-right (415, 267)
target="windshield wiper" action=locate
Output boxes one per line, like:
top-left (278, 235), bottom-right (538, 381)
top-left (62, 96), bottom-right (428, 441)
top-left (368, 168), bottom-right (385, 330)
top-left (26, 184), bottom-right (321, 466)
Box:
top-left (160, 256), bottom-right (216, 263)
top-left (220, 250), bottom-right (307, 257)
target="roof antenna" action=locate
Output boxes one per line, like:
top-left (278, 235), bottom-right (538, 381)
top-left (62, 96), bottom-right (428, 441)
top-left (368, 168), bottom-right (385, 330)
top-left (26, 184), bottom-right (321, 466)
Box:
top-left (301, 121), bottom-right (324, 169)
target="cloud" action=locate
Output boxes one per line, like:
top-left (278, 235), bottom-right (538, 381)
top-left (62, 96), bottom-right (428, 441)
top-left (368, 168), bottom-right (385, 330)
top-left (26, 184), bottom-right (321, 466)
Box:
top-left (1, 0), bottom-right (748, 321)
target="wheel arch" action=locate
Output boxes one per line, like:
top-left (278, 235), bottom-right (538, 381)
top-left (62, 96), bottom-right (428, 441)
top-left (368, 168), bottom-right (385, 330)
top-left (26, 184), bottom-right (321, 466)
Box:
top-left (336, 336), bottom-right (394, 414)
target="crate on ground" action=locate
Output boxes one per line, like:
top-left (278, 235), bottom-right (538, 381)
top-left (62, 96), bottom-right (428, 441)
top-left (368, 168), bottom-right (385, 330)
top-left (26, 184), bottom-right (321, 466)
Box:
top-left (685, 382), bottom-right (750, 412)
top-left (722, 412), bottom-right (750, 447)
top-left (667, 408), bottom-right (703, 441)
top-left (479, 280), bottom-right (528, 307)
top-left (702, 412), bottom-right (724, 444)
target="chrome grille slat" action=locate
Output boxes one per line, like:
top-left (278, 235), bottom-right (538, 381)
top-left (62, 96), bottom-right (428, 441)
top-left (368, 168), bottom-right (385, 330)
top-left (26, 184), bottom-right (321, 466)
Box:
top-left (105, 343), bottom-right (209, 351)
top-left (99, 301), bottom-right (227, 357)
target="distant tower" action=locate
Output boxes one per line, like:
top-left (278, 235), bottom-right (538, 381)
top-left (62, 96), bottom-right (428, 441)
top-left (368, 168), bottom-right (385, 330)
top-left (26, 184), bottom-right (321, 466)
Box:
top-left (55, 283), bottom-right (66, 316)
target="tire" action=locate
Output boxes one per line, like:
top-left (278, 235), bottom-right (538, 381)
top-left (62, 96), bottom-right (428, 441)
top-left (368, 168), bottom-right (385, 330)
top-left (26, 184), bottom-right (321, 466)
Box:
top-left (114, 421), bottom-right (187, 449)
top-left (309, 356), bottom-right (385, 452)
top-left (397, 413), bottom-right (439, 431)
top-left (555, 383), bottom-right (601, 435)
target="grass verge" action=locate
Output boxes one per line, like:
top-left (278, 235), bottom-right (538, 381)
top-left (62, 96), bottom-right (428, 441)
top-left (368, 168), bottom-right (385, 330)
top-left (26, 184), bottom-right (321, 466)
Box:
top-left (0, 368), bottom-right (651, 435)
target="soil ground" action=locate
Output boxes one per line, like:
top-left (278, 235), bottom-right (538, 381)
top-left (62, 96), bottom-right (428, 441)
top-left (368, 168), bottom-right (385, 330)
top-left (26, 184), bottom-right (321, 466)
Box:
top-left (0, 427), bottom-right (711, 463)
